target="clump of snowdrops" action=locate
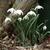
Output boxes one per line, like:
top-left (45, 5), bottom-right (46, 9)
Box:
top-left (4, 5), bottom-right (50, 46)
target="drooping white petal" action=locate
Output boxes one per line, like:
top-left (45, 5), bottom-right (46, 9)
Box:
top-left (23, 15), bottom-right (29, 20)
top-left (7, 8), bottom-right (24, 16)
top-left (7, 8), bottom-right (15, 13)
top-left (14, 10), bottom-right (23, 15)
top-left (35, 5), bottom-right (44, 10)
top-left (4, 17), bottom-right (12, 23)
top-left (27, 11), bottom-right (36, 16)
top-left (43, 25), bottom-right (47, 30)
top-left (18, 17), bottom-right (22, 21)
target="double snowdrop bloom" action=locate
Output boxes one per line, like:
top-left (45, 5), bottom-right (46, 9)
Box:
top-left (27, 11), bottom-right (36, 16)
top-left (23, 11), bottom-right (36, 20)
top-left (23, 15), bottom-right (29, 20)
top-left (4, 17), bottom-right (12, 23)
top-left (43, 25), bottom-right (47, 31)
top-left (35, 5), bottom-right (44, 10)
top-left (13, 10), bottom-right (23, 15)
top-left (7, 8), bottom-right (23, 16)
top-left (18, 17), bottom-right (22, 21)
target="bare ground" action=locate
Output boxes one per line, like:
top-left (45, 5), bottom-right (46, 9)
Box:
top-left (0, 34), bottom-right (50, 50)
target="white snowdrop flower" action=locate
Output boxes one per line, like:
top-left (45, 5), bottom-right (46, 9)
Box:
top-left (7, 8), bottom-right (15, 13)
top-left (27, 11), bottom-right (36, 16)
top-left (35, 5), bottom-right (44, 10)
top-left (43, 25), bottom-right (47, 30)
top-left (13, 10), bottom-right (23, 16)
top-left (7, 8), bottom-right (23, 16)
top-left (23, 15), bottom-right (29, 20)
top-left (18, 17), bottom-right (22, 21)
top-left (4, 17), bottom-right (12, 23)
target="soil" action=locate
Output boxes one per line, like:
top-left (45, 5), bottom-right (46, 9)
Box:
top-left (0, 34), bottom-right (50, 50)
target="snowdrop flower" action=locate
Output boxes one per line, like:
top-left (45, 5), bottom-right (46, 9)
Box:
top-left (27, 11), bottom-right (36, 16)
top-left (18, 17), bottom-right (22, 21)
top-left (43, 25), bottom-right (47, 30)
top-left (23, 11), bottom-right (36, 20)
top-left (7, 8), bottom-right (24, 16)
top-left (35, 5), bottom-right (44, 10)
top-left (4, 17), bottom-right (12, 23)
top-left (23, 15), bottom-right (29, 20)
top-left (7, 8), bottom-right (15, 13)
top-left (13, 10), bottom-right (23, 15)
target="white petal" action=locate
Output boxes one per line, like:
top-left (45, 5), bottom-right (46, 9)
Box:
top-left (7, 8), bottom-right (15, 13)
top-left (43, 25), bottom-right (47, 30)
top-left (18, 17), bottom-right (22, 21)
top-left (14, 10), bottom-right (23, 15)
top-left (27, 11), bottom-right (36, 16)
top-left (35, 5), bottom-right (44, 10)
top-left (23, 15), bottom-right (29, 20)
top-left (4, 17), bottom-right (12, 23)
